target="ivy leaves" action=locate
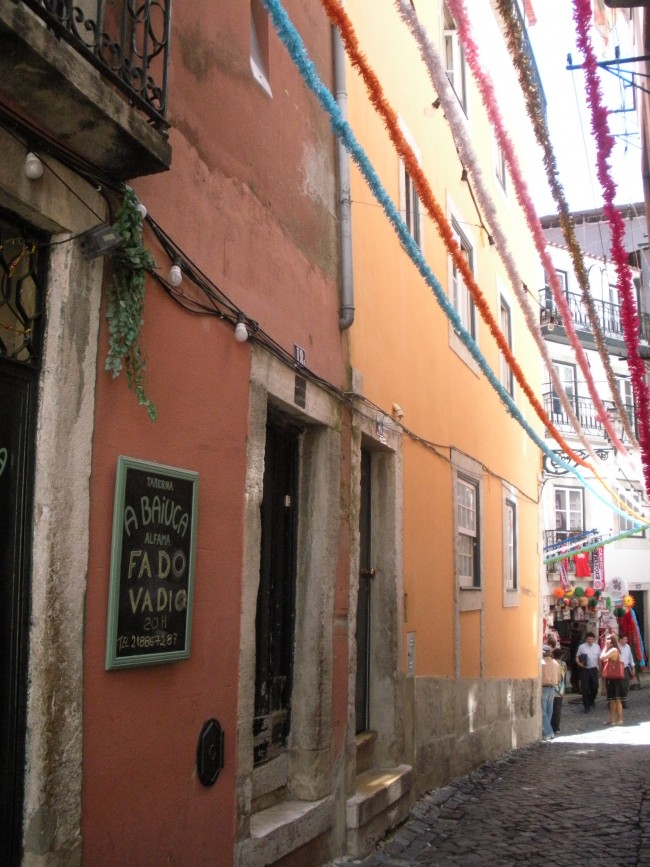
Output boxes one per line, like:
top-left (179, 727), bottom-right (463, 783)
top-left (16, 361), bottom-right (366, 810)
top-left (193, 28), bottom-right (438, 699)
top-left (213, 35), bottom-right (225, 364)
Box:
top-left (105, 187), bottom-right (157, 421)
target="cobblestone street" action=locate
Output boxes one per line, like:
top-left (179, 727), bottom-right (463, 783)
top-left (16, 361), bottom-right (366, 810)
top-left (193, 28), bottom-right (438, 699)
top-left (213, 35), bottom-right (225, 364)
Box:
top-left (334, 676), bottom-right (650, 866)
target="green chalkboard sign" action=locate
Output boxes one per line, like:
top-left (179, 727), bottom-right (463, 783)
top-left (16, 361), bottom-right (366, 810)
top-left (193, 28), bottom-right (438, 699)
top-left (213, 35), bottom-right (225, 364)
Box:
top-left (105, 456), bottom-right (199, 669)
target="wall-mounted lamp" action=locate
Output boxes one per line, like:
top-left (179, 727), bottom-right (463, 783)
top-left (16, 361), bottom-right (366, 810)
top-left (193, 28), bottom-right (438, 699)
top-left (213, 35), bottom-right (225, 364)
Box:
top-left (24, 152), bottom-right (43, 180)
top-left (168, 257), bottom-right (183, 287)
top-left (234, 313), bottom-right (249, 343)
top-left (79, 223), bottom-right (124, 260)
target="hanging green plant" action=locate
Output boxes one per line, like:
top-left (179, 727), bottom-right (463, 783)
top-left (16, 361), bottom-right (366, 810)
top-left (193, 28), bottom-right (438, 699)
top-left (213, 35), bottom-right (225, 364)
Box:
top-left (105, 187), bottom-right (157, 420)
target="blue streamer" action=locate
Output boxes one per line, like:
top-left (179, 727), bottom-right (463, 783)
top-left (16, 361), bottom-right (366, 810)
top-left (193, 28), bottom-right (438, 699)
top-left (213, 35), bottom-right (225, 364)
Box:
top-left (261, 0), bottom-right (650, 526)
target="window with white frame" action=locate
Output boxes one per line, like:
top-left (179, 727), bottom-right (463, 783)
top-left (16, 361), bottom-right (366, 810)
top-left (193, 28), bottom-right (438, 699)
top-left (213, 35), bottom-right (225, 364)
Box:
top-left (554, 486), bottom-right (583, 541)
top-left (451, 220), bottom-right (475, 337)
top-left (619, 489), bottom-right (646, 537)
top-left (617, 376), bottom-right (636, 437)
top-left (499, 296), bottom-right (514, 395)
top-left (399, 119), bottom-right (423, 249)
top-left (250, 0), bottom-right (272, 97)
top-left (443, 2), bottom-right (467, 113)
top-left (457, 475), bottom-right (480, 588)
top-left (555, 269), bottom-right (568, 295)
top-left (404, 168), bottom-right (421, 247)
top-left (495, 141), bottom-right (507, 191)
top-left (504, 496), bottom-right (518, 592)
top-left (550, 360), bottom-right (576, 420)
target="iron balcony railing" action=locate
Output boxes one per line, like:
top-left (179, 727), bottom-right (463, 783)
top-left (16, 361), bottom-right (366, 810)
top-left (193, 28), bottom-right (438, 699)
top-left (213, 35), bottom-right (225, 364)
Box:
top-left (543, 530), bottom-right (593, 573)
top-left (20, 0), bottom-right (171, 131)
top-left (542, 391), bottom-right (637, 439)
top-left (539, 287), bottom-right (650, 343)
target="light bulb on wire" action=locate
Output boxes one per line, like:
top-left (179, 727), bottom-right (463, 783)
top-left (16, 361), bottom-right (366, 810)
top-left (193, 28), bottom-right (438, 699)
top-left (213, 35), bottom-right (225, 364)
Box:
top-left (24, 152), bottom-right (43, 180)
top-left (234, 313), bottom-right (249, 343)
top-left (168, 257), bottom-right (182, 287)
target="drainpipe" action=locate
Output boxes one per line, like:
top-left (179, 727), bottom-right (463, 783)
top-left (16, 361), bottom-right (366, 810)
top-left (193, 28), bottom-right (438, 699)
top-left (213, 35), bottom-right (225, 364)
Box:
top-left (333, 27), bottom-right (355, 330)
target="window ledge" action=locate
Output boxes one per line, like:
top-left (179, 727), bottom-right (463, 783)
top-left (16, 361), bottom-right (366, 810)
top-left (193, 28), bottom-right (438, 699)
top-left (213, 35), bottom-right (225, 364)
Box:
top-left (459, 589), bottom-right (482, 611)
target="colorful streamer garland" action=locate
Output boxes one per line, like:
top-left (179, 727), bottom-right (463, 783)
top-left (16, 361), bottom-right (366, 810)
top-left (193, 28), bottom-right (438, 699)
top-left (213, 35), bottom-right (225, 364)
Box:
top-left (391, 0), bottom-right (600, 463)
top-left (319, 0), bottom-right (591, 468)
top-left (325, 0), bottom-right (648, 522)
top-left (258, 0), bottom-right (650, 527)
top-left (455, 0), bottom-right (634, 453)
top-left (571, 0), bottom-right (650, 498)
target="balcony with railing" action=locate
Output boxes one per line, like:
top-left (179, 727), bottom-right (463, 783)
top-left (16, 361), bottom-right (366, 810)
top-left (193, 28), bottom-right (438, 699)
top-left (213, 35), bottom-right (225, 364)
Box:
top-left (543, 529), bottom-right (596, 575)
top-left (0, 0), bottom-right (172, 178)
top-left (539, 287), bottom-right (650, 356)
top-left (542, 390), bottom-right (637, 441)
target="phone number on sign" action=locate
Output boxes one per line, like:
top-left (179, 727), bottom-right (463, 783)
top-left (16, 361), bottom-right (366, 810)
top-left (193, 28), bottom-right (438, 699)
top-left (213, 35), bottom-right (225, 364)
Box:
top-left (117, 633), bottom-right (179, 651)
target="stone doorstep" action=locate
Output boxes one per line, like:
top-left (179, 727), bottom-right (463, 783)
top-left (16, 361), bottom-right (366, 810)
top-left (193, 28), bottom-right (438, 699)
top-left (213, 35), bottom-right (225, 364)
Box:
top-left (236, 795), bottom-right (334, 867)
top-left (346, 765), bottom-right (414, 829)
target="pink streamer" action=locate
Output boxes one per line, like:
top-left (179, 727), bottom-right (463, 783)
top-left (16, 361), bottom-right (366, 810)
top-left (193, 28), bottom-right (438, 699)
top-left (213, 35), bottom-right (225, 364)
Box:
top-left (572, 0), bottom-right (650, 497)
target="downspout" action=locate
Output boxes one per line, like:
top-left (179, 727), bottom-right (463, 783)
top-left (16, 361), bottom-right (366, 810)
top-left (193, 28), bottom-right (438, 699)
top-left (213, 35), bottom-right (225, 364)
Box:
top-left (333, 27), bottom-right (355, 329)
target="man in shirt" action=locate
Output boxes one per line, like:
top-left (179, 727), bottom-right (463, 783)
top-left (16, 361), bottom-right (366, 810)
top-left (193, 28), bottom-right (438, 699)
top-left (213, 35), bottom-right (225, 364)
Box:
top-left (541, 645), bottom-right (562, 740)
top-left (619, 634), bottom-right (635, 708)
top-left (575, 631), bottom-right (601, 712)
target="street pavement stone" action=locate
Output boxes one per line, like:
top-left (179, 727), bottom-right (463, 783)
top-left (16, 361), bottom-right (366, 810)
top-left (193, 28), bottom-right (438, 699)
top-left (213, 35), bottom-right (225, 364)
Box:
top-left (331, 675), bottom-right (650, 866)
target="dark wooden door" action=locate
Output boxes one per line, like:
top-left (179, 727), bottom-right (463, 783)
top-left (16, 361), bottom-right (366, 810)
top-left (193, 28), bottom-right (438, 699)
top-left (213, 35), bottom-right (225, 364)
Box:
top-left (0, 363), bottom-right (37, 866)
top-left (355, 449), bottom-right (372, 734)
top-left (0, 211), bottom-right (44, 864)
top-left (253, 415), bottom-right (299, 765)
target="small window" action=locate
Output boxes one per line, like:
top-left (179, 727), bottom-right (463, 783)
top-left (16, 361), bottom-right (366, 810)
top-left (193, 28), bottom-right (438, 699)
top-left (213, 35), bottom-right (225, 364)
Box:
top-left (617, 376), bottom-right (636, 438)
top-left (443, 3), bottom-right (467, 113)
top-left (499, 297), bottom-right (513, 395)
top-left (504, 498), bottom-right (517, 591)
top-left (619, 489), bottom-right (646, 537)
top-left (495, 142), bottom-right (507, 191)
top-left (555, 269), bottom-right (568, 296)
top-left (451, 220), bottom-right (475, 338)
top-left (404, 169), bottom-right (421, 247)
top-left (549, 361), bottom-right (576, 421)
top-left (251, 0), bottom-right (272, 97)
top-left (554, 486), bottom-right (583, 542)
top-left (457, 475), bottom-right (480, 588)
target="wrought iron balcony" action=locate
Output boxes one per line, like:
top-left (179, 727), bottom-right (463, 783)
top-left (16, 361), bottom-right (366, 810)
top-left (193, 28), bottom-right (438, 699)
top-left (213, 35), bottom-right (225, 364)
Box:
top-left (539, 287), bottom-right (650, 352)
top-left (542, 391), bottom-right (636, 440)
top-left (543, 529), bottom-right (594, 574)
top-left (19, 0), bottom-right (170, 130)
top-left (0, 0), bottom-right (171, 177)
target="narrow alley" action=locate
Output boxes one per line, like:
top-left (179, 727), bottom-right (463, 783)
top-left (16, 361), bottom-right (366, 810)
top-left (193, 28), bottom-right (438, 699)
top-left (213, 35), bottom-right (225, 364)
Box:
top-left (334, 676), bottom-right (650, 867)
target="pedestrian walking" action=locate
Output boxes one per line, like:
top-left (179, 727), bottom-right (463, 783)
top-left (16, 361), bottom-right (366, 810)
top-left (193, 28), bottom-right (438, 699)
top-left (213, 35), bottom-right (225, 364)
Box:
top-left (550, 647), bottom-right (566, 734)
top-left (541, 645), bottom-right (561, 740)
top-left (619, 634), bottom-right (634, 708)
top-left (569, 621), bottom-right (583, 693)
top-left (575, 630), bottom-right (601, 712)
top-left (601, 633), bottom-right (625, 726)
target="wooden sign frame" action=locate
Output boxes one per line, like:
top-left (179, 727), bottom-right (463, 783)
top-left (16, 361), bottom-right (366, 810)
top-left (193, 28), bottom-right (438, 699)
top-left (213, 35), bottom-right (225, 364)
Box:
top-left (105, 456), bottom-right (199, 670)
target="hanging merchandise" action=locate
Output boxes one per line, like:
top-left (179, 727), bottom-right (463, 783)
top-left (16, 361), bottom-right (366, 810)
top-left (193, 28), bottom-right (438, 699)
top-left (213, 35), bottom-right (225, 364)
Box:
top-left (573, 551), bottom-right (591, 577)
top-left (592, 546), bottom-right (606, 590)
top-left (558, 557), bottom-right (572, 591)
top-left (609, 576), bottom-right (628, 601)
